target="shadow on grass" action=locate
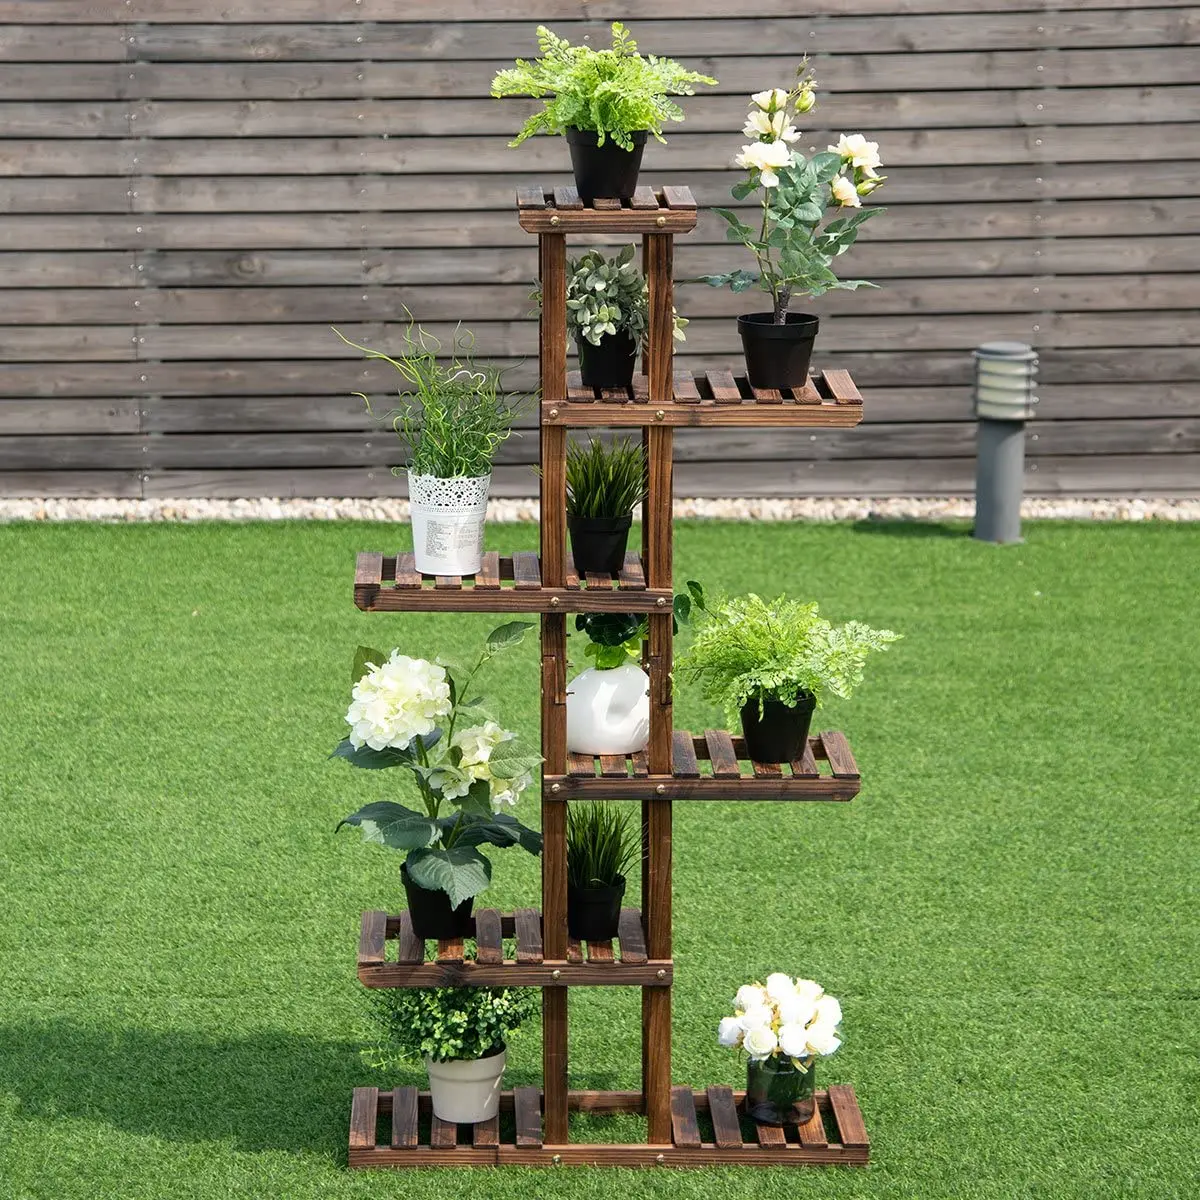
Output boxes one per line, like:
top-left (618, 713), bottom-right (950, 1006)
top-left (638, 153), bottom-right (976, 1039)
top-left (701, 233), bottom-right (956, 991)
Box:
top-left (851, 519), bottom-right (970, 539)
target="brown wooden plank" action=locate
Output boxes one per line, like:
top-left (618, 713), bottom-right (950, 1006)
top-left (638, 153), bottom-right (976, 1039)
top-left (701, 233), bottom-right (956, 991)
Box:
top-left (396, 911), bottom-right (424, 965)
top-left (617, 552), bottom-right (646, 590)
top-left (630, 186), bottom-right (659, 210)
top-left (475, 550), bottom-right (500, 589)
top-left (513, 1086), bottom-right (542, 1148)
top-left (584, 570), bottom-right (613, 590)
top-left (516, 187), bottom-right (545, 210)
top-left (390, 1087), bottom-right (419, 1150)
top-left (586, 938), bottom-right (616, 964)
top-left (707, 369), bottom-right (743, 404)
top-left (673, 373), bottom-right (702, 404)
top-left (630, 750), bottom-right (649, 777)
top-left (821, 368), bottom-right (863, 405)
top-left (751, 759), bottom-right (783, 778)
top-left (819, 731), bottom-right (861, 779)
top-left (434, 575), bottom-right (461, 590)
top-left (473, 1113), bottom-right (500, 1148)
top-left (670, 1086), bottom-right (702, 1148)
top-left (566, 370), bottom-right (593, 402)
top-left (704, 730), bottom-right (742, 779)
top-left (617, 908), bottom-right (648, 965)
top-left (354, 552), bottom-right (383, 590)
top-left (797, 1096), bottom-right (829, 1150)
top-left (791, 378), bottom-right (824, 406)
top-left (755, 1120), bottom-right (787, 1148)
top-left (473, 907), bottom-right (503, 965)
top-left (511, 550), bottom-right (541, 589)
top-left (429, 1114), bottom-right (457, 1149)
top-left (827, 1084), bottom-right (870, 1149)
top-left (394, 553), bottom-right (421, 588)
top-left (661, 185), bottom-right (697, 210)
top-left (598, 755), bottom-right (628, 779)
top-left (566, 938), bottom-right (584, 964)
top-left (436, 936), bottom-right (465, 965)
top-left (513, 906), bottom-right (542, 963)
top-left (707, 1085), bottom-right (743, 1149)
top-left (551, 186), bottom-right (584, 210)
top-left (752, 385), bottom-right (784, 404)
top-left (567, 752), bottom-right (594, 776)
top-left (358, 910), bottom-right (387, 966)
top-left (592, 197), bottom-right (621, 211)
top-left (348, 1087), bottom-right (378, 1150)
top-left (791, 741), bottom-right (820, 778)
top-left (672, 730), bottom-right (701, 779)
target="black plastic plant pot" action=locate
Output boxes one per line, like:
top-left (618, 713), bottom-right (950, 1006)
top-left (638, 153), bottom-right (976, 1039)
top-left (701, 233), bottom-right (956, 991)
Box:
top-left (565, 128), bottom-right (648, 202)
top-left (401, 863), bottom-right (474, 940)
top-left (567, 875), bottom-right (626, 942)
top-left (568, 513), bottom-right (633, 576)
top-left (737, 312), bottom-right (820, 390)
top-left (739, 692), bottom-right (817, 764)
top-left (577, 330), bottom-right (638, 389)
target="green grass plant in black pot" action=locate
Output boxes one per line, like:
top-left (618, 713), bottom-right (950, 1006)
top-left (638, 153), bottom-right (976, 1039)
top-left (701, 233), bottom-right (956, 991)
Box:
top-left (676, 593), bottom-right (901, 764)
top-left (491, 23), bottom-right (715, 202)
top-left (567, 802), bottom-right (640, 942)
top-left (565, 434), bottom-right (648, 576)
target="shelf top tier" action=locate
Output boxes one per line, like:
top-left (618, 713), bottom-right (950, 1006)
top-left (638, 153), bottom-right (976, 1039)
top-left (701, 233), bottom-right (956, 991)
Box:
top-left (544, 368), bottom-right (864, 428)
top-left (517, 184), bottom-right (698, 234)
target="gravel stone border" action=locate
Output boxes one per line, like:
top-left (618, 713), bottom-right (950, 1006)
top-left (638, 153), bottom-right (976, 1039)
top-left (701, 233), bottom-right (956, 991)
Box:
top-left (1, 497), bottom-right (1197, 523)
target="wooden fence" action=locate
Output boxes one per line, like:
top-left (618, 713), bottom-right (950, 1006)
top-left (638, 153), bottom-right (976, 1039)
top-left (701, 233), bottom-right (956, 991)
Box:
top-left (1, 1), bottom-right (1196, 498)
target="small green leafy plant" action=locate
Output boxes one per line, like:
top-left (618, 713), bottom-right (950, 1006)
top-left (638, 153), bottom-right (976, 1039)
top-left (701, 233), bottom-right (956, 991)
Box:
top-left (333, 319), bottom-right (531, 478)
top-left (362, 986), bottom-right (538, 1067)
top-left (567, 803), bottom-right (640, 891)
top-left (491, 22), bottom-right (716, 149)
top-left (676, 593), bottom-right (901, 726)
top-left (566, 435), bottom-right (648, 520)
top-left (564, 246), bottom-right (686, 348)
top-left (575, 581), bottom-right (704, 670)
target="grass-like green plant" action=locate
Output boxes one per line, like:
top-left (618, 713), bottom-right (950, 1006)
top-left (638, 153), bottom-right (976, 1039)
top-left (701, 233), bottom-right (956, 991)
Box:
top-left (333, 320), bottom-right (531, 479)
top-left (361, 986), bottom-right (537, 1068)
top-left (491, 22), bottom-right (716, 150)
top-left (567, 802), bottom-right (640, 891)
top-left (566, 435), bottom-right (648, 520)
top-left (565, 246), bottom-right (687, 347)
top-left (676, 593), bottom-right (901, 726)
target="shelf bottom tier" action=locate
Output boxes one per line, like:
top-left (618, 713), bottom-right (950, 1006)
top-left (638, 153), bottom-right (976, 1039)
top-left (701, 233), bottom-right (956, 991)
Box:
top-left (348, 1084), bottom-right (869, 1168)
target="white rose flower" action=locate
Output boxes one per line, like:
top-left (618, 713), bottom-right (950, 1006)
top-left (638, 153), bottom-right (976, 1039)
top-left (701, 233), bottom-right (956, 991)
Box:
top-left (734, 984), bottom-right (768, 1013)
top-left (346, 652), bottom-right (452, 751)
top-left (742, 109), bottom-right (775, 139)
top-left (765, 973), bottom-right (796, 1003)
top-left (793, 979), bottom-right (824, 1007)
top-left (717, 1017), bottom-right (744, 1048)
top-left (777, 1022), bottom-right (810, 1059)
top-left (742, 1025), bottom-right (779, 1060)
top-left (776, 993), bottom-right (818, 1028)
top-left (805, 1020), bottom-right (842, 1057)
top-left (813, 995), bottom-right (842, 1027)
top-left (831, 175), bottom-right (861, 208)
top-left (751, 87), bottom-right (788, 113)
top-left (829, 133), bottom-right (882, 171)
top-left (734, 139), bottom-right (793, 188)
top-left (738, 1005), bottom-right (773, 1034)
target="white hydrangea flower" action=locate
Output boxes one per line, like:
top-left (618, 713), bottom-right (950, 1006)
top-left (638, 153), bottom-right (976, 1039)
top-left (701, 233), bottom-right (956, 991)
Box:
top-left (804, 1019), bottom-right (842, 1057)
top-left (829, 133), bottom-right (882, 171)
top-left (717, 1016), bottom-right (744, 1048)
top-left (813, 995), bottom-right (842, 1027)
top-left (743, 1025), bottom-right (779, 1060)
top-left (346, 652), bottom-right (451, 751)
top-left (734, 983), bottom-right (768, 1013)
top-left (776, 992), bottom-right (818, 1028)
top-left (489, 770), bottom-right (531, 811)
top-left (777, 1022), bottom-right (810, 1059)
top-left (765, 972), bottom-right (796, 1003)
top-left (751, 87), bottom-right (788, 112)
top-left (734, 139), bottom-right (793, 187)
top-left (454, 721), bottom-right (511, 768)
top-left (831, 175), bottom-right (861, 208)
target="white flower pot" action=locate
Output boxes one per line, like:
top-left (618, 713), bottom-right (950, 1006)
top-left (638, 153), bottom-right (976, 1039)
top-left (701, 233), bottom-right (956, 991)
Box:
top-left (425, 1047), bottom-right (506, 1124)
top-left (566, 662), bottom-right (650, 755)
top-left (408, 471), bottom-right (490, 577)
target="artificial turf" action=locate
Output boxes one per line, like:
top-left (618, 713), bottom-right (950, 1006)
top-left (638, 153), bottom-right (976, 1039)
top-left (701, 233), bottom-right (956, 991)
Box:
top-left (0, 518), bottom-right (1195, 1200)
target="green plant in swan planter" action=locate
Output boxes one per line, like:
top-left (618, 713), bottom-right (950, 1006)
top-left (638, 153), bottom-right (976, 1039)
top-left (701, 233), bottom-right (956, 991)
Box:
top-left (362, 986), bottom-right (538, 1124)
top-left (676, 593), bottom-right (900, 763)
top-left (335, 623), bottom-right (543, 939)
top-left (491, 22), bottom-right (716, 201)
top-left (696, 70), bottom-right (887, 390)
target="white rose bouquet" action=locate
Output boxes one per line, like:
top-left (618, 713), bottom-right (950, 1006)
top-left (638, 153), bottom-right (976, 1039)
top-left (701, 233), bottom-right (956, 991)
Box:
top-left (335, 622), bottom-right (543, 908)
top-left (718, 973), bottom-right (843, 1067)
top-left (698, 67), bottom-right (887, 324)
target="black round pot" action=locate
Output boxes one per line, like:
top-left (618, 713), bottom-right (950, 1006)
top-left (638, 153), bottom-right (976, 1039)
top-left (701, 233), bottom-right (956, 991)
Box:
top-left (568, 875), bottom-right (626, 942)
top-left (568, 513), bottom-right (633, 576)
top-left (401, 863), bottom-right (474, 940)
top-left (577, 330), bottom-right (638, 389)
top-left (737, 312), bottom-right (820, 390)
top-left (739, 693), bottom-right (817, 764)
top-left (565, 128), bottom-right (647, 202)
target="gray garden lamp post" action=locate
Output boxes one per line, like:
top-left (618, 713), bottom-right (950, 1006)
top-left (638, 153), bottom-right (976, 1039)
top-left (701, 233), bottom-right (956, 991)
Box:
top-left (973, 341), bottom-right (1039, 544)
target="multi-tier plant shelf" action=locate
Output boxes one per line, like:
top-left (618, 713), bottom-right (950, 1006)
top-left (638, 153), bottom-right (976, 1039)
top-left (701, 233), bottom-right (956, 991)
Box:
top-left (346, 184), bottom-right (871, 1169)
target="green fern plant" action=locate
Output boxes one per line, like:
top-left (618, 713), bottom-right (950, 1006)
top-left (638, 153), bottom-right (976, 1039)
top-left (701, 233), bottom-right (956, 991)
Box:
top-left (491, 22), bottom-right (716, 149)
top-left (676, 594), bottom-right (901, 726)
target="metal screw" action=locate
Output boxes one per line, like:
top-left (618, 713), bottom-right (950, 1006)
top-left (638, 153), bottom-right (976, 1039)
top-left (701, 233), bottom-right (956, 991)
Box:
top-left (656, 969), bottom-right (666, 980)
top-left (550, 215), bottom-right (560, 227)
top-left (655, 596), bottom-right (666, 607)
top-left (655, 409), bottom-right (665, 420)
top-left (549, 408), bottom-right (559, 418)
top-left (552, 1154), bottom-right (562, 1165)
top-left (551, 968), bottom-right (561, 979)
top-left (656, 783), bottom-right (666, 795)
top-left (550, 595), bottom-right (560, 606)
top-left (550, 783), bottom-right (561, 794)
top-left (656, 1153), bottom-right (665, 1164)
top-left (655, 216), bottom-right (666, 227)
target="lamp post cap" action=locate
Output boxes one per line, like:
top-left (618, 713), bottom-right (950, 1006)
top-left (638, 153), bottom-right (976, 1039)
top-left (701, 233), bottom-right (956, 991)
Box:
top-left (975, 341), bottom-right (1038, 361)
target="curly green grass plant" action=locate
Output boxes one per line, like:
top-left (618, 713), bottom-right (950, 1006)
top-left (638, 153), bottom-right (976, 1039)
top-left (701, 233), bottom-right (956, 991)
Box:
top-left (362, 986), bottom-right (537, 1067)
top-left (567, 802), bottom-right (640, 891)
top-left (676, 593), bottom-right (901, 725)
top-left (491, 22), bottom-right (716, 149)
top-left (333, 320), bottom-right (531, 479)
top-left (565, 435), bottom-right (648, 520)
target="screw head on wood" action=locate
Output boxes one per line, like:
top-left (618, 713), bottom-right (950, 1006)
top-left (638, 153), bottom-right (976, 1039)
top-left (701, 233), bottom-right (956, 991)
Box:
top-left (549, 408), bottom-right (559, 418)
top-left (656, 968), bottom-right (666, 980)
top-left (550, 215), bottom-right (561, 226)
top-left (551, 968), bottom-right (561, 980)
top-left (550, 783), bottom-right (561, 793)
top-left (656, 783), bottom-right (666, 794)
top-left (552, 1154), bottom-right (562, 1165)
top-left (656, 1153), bottom-right (666, 1164)
top-left (655, 596), bottom-right (667, 607)
top-left (550, 596), bottom-right (560, 606)
top-left (655, 216), bottom-right (666, 227)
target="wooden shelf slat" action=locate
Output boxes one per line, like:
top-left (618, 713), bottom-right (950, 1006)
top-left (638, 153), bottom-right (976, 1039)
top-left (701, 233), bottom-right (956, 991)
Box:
top-left (544, 731), bottom-right (861, 802)
top-left (348, 1086), bottom-right (870, 1168)
top-left (517, 184), bottom-right (699, 234)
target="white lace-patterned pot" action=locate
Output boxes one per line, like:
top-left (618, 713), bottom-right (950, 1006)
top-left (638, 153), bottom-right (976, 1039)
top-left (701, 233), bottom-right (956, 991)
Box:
top-left (566, 662), bottom-right (650, 755)
top-left (425, 1047), bottom-right (507, 1123)
top-left (408, 471), bottom-right (491, 576)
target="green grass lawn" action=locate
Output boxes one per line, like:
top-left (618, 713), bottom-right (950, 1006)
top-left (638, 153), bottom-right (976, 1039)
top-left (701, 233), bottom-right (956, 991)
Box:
top-left (0, 518), bottom-right (1196, 1200)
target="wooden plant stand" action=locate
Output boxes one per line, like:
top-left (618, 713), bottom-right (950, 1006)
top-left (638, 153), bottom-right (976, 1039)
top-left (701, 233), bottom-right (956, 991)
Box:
top-left (346, 184), bottom-right (871, 1169)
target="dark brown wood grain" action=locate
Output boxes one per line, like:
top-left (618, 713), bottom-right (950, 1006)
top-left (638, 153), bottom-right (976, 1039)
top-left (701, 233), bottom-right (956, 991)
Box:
top-left (513, 1086), bottom-right (542, 1148)
top-left (797, 1096), bottom-right (829, 1149)
top-left (391, 1087), bottom-right (419, 1150)
top-left (358, 910), bottom-right (387, 965)
top-left (348, 1087), bottom-right (377, 1150)
top-left (672, 731), bottom-right (701, 779)
top-left (705, 730), bottom-right (741, 779)
top-left (474, 908), bottom-right (503, 965)
top-left (828, 1085), bottom-right (870, 1148)
top-left (513, 907), bottom-right (542, 964)
top-left (617, 908), bottom-right (648, 965)
top-left (396, 912), bottom-right (423, 965)
top-left (707, 1086), bottom-right (743, 1150)
top-left (671, 1087), bottom-right (702, 1148)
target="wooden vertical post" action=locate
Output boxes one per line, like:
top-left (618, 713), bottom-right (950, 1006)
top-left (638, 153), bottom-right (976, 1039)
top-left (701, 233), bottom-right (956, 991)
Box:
top-left (538, 231), bottom-right (570, 1145)
top-left (641, 231), bottom-right (675, 1145)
